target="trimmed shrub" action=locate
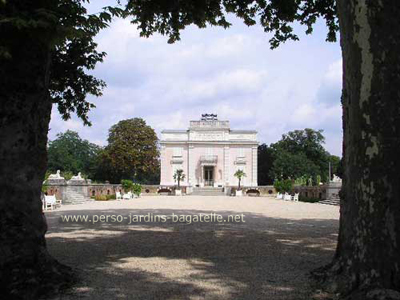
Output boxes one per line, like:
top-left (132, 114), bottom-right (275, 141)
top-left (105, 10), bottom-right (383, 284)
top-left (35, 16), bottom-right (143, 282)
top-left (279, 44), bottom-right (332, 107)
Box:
top-left (274, 179), bottom-right (293, 193)
top-left (132, 183), bottom-right (142, 196)
top-left (299, 195), bottom-right (320, 203)
top-left (95, 195), bottom-right (108, 201)
top-left (121, 179), bottom-right (134, 192)
top-left (106, 194), bottom-right (116, 200)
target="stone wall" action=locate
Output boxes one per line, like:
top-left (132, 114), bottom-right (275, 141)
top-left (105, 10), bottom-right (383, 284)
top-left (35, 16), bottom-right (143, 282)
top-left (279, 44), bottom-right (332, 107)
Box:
top-left (46, 181), bottom-right (162, 203)
top-left (46, 181), bottom-right (340, 201)
top-left (292, 185), bottom-right (327, 200)
top-left (224, 185), bottom-right (276, 196)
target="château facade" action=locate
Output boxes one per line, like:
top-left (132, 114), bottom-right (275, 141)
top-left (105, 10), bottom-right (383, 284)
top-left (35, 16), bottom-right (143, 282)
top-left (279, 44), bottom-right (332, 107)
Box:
top-left (160, 114), bottom-right (258, 188)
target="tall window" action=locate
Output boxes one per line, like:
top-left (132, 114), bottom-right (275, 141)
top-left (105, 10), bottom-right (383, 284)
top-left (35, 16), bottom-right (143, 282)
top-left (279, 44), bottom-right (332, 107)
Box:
top-left (173, 147), bottom-right (183, 157)
top-left (238, 148), bottom-right (245, 158)
top-left (206, 148), bottom-right (213, 156)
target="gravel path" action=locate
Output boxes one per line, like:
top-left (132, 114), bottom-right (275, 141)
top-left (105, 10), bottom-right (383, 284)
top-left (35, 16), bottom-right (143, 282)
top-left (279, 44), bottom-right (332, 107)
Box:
top-left (45, 196), bottom-right (339, 300)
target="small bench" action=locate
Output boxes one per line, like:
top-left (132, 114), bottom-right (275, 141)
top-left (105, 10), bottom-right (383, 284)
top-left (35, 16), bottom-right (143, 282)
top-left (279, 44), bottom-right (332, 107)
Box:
top-left (43, 195), bottom-right (62, 211)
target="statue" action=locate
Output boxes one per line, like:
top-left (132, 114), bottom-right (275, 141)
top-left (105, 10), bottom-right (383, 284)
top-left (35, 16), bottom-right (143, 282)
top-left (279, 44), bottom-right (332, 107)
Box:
top-left (201, 113), bottom-right (218, 121)
top-left (48, 170), bottom-right (64, 180)
top-left (331, 174), bottom-right (342, 183)
top-left (71, 172), bottom-right (84, 181)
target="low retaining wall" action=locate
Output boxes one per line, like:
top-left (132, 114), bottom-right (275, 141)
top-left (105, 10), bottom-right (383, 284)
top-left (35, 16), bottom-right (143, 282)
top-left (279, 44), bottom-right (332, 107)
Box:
top-left (46, 180), bottom-right (161, 203)
top-left (292, 183), bottom-right (341, 200)
top-left (45, 181), bottom-right (340, 201)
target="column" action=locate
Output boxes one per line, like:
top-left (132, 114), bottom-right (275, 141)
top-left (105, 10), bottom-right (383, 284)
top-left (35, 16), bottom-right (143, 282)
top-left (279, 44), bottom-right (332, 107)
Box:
top-left (188, 144), bottom-right (195, 185)
top-left (224, 146), bottom-right (230, 186)
top-left (160, 145), bottom-right (166, 185)
top-left (201, 165), bottom-right (204, 187)
top-left (252, 146), bottom-right (258, 186)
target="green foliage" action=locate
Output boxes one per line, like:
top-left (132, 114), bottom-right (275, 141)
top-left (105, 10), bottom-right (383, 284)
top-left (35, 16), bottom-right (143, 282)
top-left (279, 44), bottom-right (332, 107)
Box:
top-left (258, 144), bottom-right (275, 185)
top-left (274, 179), bottom-right (293, 194)
top-left (294, 176), bottom-right (308, 186)
top-left (271, 151), bottom-right (319, 182)
top-left (95, 195), bottom-right (108, 201)
top-left (99, 118), bottom-right (160, 183)
top-left (234, 169), bottom-right (246, 190)
top-left (0, 0), bottom-right (127, 125)
top-left (106, 194), bottom-right (116, 200)
top-left (316, 175), bottom-right (322, 185)
top-left (173, 169), bottom-right (185, 189)
top-left (121, 179), bottom-right (134, 192)
top-left (125, 0), bottom-right (338, 49)
top-left (270, 128), bottom-right (331, 185)
top-left (44, 171), bottom-right (52, 181)
top-left (47, 130), bottom-right (101, 178)
top-left (298, 196), bottom-right (320, 203)
top-left (61, 171), bottom-right (74, 181)
top-left (132, 183), bottom-right (142, 196)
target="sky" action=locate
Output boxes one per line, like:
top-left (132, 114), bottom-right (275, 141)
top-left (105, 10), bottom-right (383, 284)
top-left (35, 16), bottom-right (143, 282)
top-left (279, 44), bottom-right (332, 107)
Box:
top-left (49, 1), bottom-right (343, 156)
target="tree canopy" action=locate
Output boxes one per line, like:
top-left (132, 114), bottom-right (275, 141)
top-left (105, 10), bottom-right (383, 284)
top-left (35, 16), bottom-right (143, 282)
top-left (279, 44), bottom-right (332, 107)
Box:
top-left (47, 130), bottom-right (101, 178)
top-left (126, 0), bottom-right (338, 48)
top-left (257, 143), bottom-right (275, 185)
top-left (0, 0), bottom-right (126, 125)
top-left (264, 128), bottom-right (333, 184)
top-left (99, 118), bottom-right (160, 183)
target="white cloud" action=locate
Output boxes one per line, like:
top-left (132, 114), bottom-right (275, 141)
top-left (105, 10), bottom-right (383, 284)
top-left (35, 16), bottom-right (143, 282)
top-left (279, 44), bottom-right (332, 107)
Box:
top-left (49, 6), bottom-right (343, 156)
top-left (325, 59), bottom-right (342, 84)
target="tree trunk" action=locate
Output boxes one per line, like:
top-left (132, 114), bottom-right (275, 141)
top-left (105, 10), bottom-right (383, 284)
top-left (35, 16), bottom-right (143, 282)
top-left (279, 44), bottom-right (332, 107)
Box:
top-left (0, 4), bottom-right (74, 298)
top-left (319, 1), bottom-right (400, 298)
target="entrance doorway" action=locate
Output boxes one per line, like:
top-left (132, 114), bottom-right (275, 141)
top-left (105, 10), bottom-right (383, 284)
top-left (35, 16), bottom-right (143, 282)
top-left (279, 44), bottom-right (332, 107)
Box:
top-left (204, 166), bottom-right (214, 186)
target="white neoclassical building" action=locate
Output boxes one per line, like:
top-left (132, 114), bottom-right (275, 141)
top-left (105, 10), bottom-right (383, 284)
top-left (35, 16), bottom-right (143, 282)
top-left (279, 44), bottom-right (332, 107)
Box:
top-left (160, 114), bottom-right (258, 188)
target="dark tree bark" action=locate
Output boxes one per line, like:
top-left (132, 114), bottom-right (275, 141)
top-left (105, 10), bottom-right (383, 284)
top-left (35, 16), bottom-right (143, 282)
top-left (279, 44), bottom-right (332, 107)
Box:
top-left (318, 1), bottom-right (400, 299)
top-left (0, 3), bottom-right (74, 298)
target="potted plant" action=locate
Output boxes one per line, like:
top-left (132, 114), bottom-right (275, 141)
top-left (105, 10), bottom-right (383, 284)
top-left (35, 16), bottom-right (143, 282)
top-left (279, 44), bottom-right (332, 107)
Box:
top-left (121, 179), bottom-right (134, 199)
top-left (132, 183), bottom-right (142, 198)
top-left (173, 169), bottom-right (185, 196)
top-left (234, 169), bottom-right (246, 196)
top-left (273, 179), bottom-right (293, 199)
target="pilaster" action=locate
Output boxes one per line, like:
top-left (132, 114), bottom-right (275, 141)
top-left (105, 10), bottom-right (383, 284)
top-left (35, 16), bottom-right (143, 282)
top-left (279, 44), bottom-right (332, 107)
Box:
top-left (224, 146), bottom-right (230, 186)
top-left (252, 146), bottom-right (258, 186)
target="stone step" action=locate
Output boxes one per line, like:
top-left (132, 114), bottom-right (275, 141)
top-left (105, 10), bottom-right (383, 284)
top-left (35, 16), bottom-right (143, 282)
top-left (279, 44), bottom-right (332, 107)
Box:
top-left (190, 188), bottom-right (225, 196)
top-left (193, 187), bottom-right (223, 191)
top-left (189, 193), bottom-right (225, 196)
top-left (63, 190), bottom-right (92, 204)
top-left (319, 198), bottom-right (340, 206)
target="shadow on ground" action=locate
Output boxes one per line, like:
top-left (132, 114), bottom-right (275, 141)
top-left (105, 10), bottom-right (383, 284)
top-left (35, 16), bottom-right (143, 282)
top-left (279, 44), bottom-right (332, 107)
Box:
top-left (45, 207), bottom-right (339, 299)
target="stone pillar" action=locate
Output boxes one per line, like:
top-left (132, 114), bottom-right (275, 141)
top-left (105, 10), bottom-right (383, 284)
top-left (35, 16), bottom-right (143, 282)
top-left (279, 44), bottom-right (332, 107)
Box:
top-left (160, 145), bottom-right (167, 185)
top-left (188, 144), bottom-right (195, 185)
top-left (224, 146), bottom-right (230, 186)
top-left (201, 165), bottom-right (204, 187)
top-left (252, 146), bottom-right (258, 187)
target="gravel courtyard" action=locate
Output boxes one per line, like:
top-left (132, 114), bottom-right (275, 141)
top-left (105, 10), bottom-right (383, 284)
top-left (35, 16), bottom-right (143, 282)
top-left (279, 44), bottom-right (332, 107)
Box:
top-left (45, 196), bottom-right (339, 300)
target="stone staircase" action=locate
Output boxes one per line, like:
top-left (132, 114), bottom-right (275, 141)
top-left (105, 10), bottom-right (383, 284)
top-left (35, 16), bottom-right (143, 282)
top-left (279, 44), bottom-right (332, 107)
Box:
top-left (190, 187), bottom-right (225, 196)
top-left (64, 190), bottom-right (92, 205)
top-left (318, 198), bottom-right (340, 206)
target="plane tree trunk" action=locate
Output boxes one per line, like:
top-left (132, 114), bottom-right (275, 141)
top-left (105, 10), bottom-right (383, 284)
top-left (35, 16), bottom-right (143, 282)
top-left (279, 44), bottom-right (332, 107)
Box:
top-left (316, 1), bottom-right (400, 299)
top-left (0, 3), bottom-right (74, 298)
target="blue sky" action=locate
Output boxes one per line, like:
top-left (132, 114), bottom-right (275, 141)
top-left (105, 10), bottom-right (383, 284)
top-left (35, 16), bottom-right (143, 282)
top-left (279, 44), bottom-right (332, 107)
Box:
top-left (49, 1), bottom-right (343, 156)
